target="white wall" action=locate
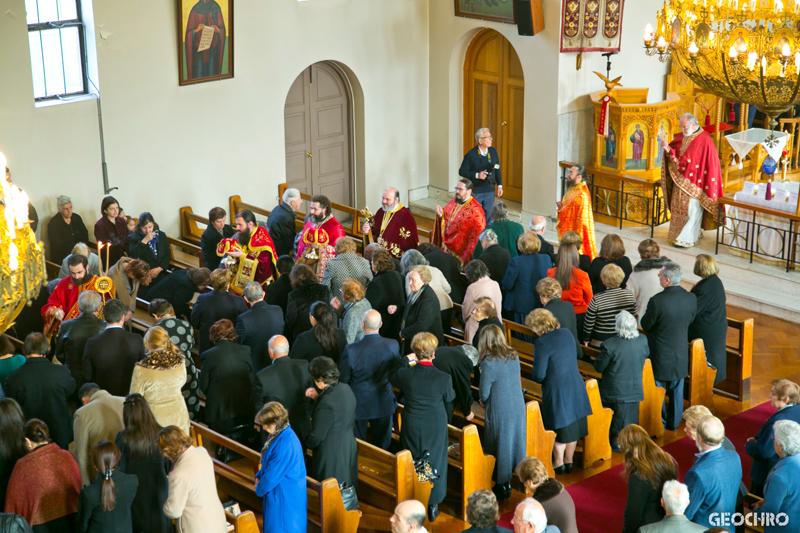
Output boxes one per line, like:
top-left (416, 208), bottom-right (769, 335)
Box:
top-left (0, 0), bottom-right (430, 241)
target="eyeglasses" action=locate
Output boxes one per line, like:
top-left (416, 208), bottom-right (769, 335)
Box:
top-left (454, 187), bottom-right (466, 192)
top-left (481, 135), bottom-right (492, 139)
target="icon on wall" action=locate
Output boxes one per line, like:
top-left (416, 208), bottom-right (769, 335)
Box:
top-left (178, 0), bottom-right (234, 85)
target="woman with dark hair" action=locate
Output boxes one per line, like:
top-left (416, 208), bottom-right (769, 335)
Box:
top-left (365, 249), bottom-right (405, 340)
top-left (331, 279), bottom-right (372, 344)
top-left (127, 212), bottom-right (171, 297)
top-left (515, 457), bottom-right (578, 533)
top-left (115, 394), bottom-right (171, 533)
top-left (289, 302), bottom-right (347, 364)
top-left (158, 427), bottom-right (227, 533)
top-left (254, 402), bottom-right (307, 532)
top-left (199, 319), bottom-right (258, 436)
top-left (0, 336), bottom-right (25, 387)
top-left (462, 260), bottom-right (503, 345)
top-left (688, 254), bottom-right (728, 385)
top-left (547, 241), bottom-right (592, 342)
top-left (77, 441), bottom-right (138, 533)
top-left (305, 357), bottom-right (358, 509)
top-left (6, 419), bottom-right (82, 532)
top-left (0, 398), bottom-right (27, 506)
top-left (478, 326), bottom-right (526, 501)
top-left (145, 267), bottom-right (211, 321)
top-left (389, 333), bottom-right (455, 522)
top-left (618, 424), bottom-right (678, 533)
top-left (503, 231), bottom-right (552, 324)
top-left (588, 234), bottom-right (633, 295)
top-left (285, 264), bottom-right (331, 343)
top-left (94, 196), bottom-right (129, 271)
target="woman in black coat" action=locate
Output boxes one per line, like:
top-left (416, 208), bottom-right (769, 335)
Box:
top-left (289, 303), bottom-right (347, 365)
top-left (688, 255), bottom-right (727, 385)
top-left (388, 267), bottom-right (444, 355)
top-left (365, 250), bottom-right (405, 341)
top-left (305, 357), bottom-right (358, 503)
top-left (199, 320), bottom-right (259, 436)
top-left (77, 441), bottom-right (138, 533)
top-left (127, 213), bottom-right (171, 298)
top-left (285, 264), bottom-right (331, 343)
top-left (115, 394), bottom-right (172, 533)
top-left (529, 309), bottom-right (592, 475)
top-left (146, 268), bottom-right (211, 321)
top-left (587, 234), bottom-right (633, 295)
top-left (390, 332), bottom-right (455, 522)
top-left (470, 298), bottom-right (504, 349)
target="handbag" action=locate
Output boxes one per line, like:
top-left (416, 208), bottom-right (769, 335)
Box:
top-left (339, 482), bottom-right (359, 511)
top-left (413, 451), bottom-right (439, 483)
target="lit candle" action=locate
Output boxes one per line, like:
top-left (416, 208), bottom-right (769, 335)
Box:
top-left (689, 41), bottom-right (700, 55)
top-left (729, 45), bottom-right (739, 59)
top-left (782, 43), bottom-right (792, 57)
top-left (762, 56), bottom-right (767, 75)
top-left (748, 51), bottom-right (758, 70)
top-left (105, 241), bottom-right (111, 273)
top-left (795, 51), bottom-right (800, 71)
top-left (657, 36), bottom-right (668, 51)
top-left (644, 23), bottom-right (655, 45)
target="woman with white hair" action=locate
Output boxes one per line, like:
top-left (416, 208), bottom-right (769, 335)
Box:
top-left (752, 419), bottom-right (800, 532)
top-left (400, 249), bottom-right (453, 334)
top-left (47, 195), bottom-right (90, 264)
top-left (593, 310), bottom-right (649, 452)
top-left (47, 242), bottom-right (102, 294)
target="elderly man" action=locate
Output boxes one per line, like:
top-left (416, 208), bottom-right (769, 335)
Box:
top-left (530, 215), bottom-right (556, 264)
top-left (751, 420), bottom-right (800, 533)
top-left (390, 500), bottom-right (428, 533)
top-left (474, 228), bottom-right (510, 285)
top-left (268, 187), bottom-right (303, 257)
top-left (512, 498), bottom-right (561, 533)
top-left (339, 310), bottom-right (400, 451)
top-left (47, 242), bottom-right (101, 294)
top-left (361, 188), bottom-right (419, 259)
top-left (236, 281), bottom-right (285, 372)
top-left (201, 207), bottom-right (235, 271)
top-left (684, 416), bottom-right (742, 531)
top-left (474, 201), bottom-right (524, 260)
top-left (54, 290), bottom-right (107, 388)
top-left (641, 261), bottom-right (696, 431)
top-left (72, 382), bottom-right (125, 486)
top-left (459, 127), bottom-right (503, 220)
top-left (296, 194), bottom-right (346, 266)
top-left (557, 165), bottom-right (597, 260)
top-left (434, 178), bottom-right (486, 266)
top-left (659, 113), bottom-right (723, 248)
top-left (322, 238), bottom-right (373, 304)
top-left (639, 480), bottom-right (707, 533)
top-left (47, 195), bottom-right (89, 264)
top-left (218, 209), bottom-right (278, 295)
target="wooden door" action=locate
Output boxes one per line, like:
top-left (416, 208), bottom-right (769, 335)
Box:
top-left (464, 30), bottom-right (525, 203)
top-left (284, 63), bottom-right (352, 208)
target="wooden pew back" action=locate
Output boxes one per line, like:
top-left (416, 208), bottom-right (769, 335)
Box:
top-left (179, 206), bottom-right (207, 245)
top-left (716, 317), bottom-right (754, 402)
top-left (355, 439), bottom-right (432, 513)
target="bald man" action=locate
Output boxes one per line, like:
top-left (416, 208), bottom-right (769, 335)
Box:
top-left (530, 215), bottom-right (556, 264)
top-left (362, 188), bottom-right (419, 259)
top-left (512, 498), bottom-right (561, 533)
top-left (338, 309), bottom-right (400, 450)
top-left (390, 500), bottom-right (428, 533)
top-left (255, 335), bottom-right (314, 447)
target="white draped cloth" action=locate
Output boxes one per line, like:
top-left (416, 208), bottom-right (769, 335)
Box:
top-left (725, 128), bottom-right (789, 163)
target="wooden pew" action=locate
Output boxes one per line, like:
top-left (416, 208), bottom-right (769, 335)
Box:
top-left (525, 401), bottom-right (557, 477)
top-left (179, 206), bottom-right (207, 245)
top-left (225, 510), bottom-right (259, 533)
top-left (355, 439), bottom-right (432, 514)
top-left (686, 338), bottom-right (717, 410)
top-left (228, 196), bottom-right (272, 226)
top-left (167, 236), bottom-right (203, 269)
top-left (716, 317), bottom-right (754, 402)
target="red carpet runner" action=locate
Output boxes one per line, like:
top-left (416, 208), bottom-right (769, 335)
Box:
top-left (498, 401), bottom-right (774, 533)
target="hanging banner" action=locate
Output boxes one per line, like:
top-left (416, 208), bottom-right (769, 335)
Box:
top-left (597, 95), bottom-right (611, 136)
top-left (560, 0), bottom-right (625, 53)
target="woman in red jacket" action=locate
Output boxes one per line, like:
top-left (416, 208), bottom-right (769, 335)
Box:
top-left (547, 242), bottom-right (592, 343)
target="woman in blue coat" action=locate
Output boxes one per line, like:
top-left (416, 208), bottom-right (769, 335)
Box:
top-left (502, 231), bottom-right (552, 324)
top-left (255, 402), bottom-right (307, 533)
top-left (529, 308), bottom-right (593, 475)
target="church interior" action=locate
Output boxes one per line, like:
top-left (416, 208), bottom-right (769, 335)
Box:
top-left (3, 0), bottom-right (800, 531)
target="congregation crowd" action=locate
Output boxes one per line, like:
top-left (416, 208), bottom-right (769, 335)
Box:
top-left (0, 177), bottom-right (799, 533)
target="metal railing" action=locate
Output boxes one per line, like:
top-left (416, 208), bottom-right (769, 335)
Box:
top-left (558, 162), bottom-right (669, 237)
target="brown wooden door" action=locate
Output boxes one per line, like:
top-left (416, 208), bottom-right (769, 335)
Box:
top-left (464, 30), bottom-right (525, 203)
top-left (284, 63), bottom-right (352, 209)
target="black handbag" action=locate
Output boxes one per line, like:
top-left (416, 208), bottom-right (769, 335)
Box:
top-left (413, 451), bottom-right (439, 483)
top-left (339, 482), bottom-right (359, 511)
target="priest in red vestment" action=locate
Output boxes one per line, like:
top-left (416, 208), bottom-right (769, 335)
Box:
top-left (296, 195), bottom-right (346, 261)
top-left (659, 113), bottom-right (723, 248)
top-left (557, 165), bottom-right (597, 260)
top-left (217, 209), bottom-right (278, 295)
top-left (433, 178), bottom-right (486, 266)
top-left (361, 187), bottom-right (419, 259)
top-left (42, 254), bottom-right (115, 339)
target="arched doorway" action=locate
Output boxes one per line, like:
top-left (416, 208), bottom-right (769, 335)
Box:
top-left (463, 30), bottom-right (525, 203)
top-left (284, 62), bottom-right (353, 208)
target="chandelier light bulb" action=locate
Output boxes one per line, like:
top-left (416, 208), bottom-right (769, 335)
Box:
top-left (782, 43), bottom-right (791, 57)
top-left (761, 56), bottom-right (767, 75)
top-left (688, 41), bottom-right (700, 55)
top-left (657, 36), bottom-right (668, 51)
top-left (747, 51), bottom-right (758, 70)
top-left (644, 23), bottom-right (655, 45)
top-left (795, 51), bottom-right (800, 71)
top-left (729, 45), bottom-right (739, 59)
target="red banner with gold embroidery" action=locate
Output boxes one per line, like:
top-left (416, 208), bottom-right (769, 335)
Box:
top-left (560, 0), bottom-right (625, 53)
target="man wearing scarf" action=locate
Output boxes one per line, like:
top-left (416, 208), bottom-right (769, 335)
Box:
top-left (557, 165), bottom-right (598, 260)
top-left (42, 254), bottom-right (115, 340)
top-left (433, 178), bottom-right (486, 266)
top-left (184, 0), bottom-right (226, 80)
top-left (296, 194), bottom-right (346, 263)
top-left (217, 209), bottom-right (277, 296)
top-left (361, 188), bottom-right (419, 259)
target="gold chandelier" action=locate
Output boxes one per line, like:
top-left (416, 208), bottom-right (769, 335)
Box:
top-left (0, 152), bottom-right (46, 334)
top-left (644, 0), bottom-right (800, 127)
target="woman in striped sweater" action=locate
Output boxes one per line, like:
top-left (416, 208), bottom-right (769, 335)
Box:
top-left (582, 264), bottom-right (636, 348)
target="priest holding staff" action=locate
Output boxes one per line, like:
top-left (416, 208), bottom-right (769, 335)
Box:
top-left (361, 188), bottom-right (419, 259)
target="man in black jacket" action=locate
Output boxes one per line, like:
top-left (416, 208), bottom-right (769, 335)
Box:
top-left (191, 269), bottom-right (249, 354)
top-left (256, 335), bottom-right (313, 447)
top-left (641, 262), bottom-right (697, 431)
top-left (47, 195), bottom-right (90, 264)
top-left (267, 188), bottom-right (303, 258)
top-left (419, 243), bottom-right (468, 304)
top-left (54, 290), bottom-right (107, 388)
top-left (236, 282), bottom-right (285, 372)
top-left (200, 207), bottom-right (235, 271)
top-left (338, 310), bottom-right (399, 450)
top-left (459, 127), bottom-right (503, 221)
top-left (474, 229), bottom-right (510, 286)
top-left (530, 215), bottom-right (557, 265)
top-left (265, 255), bottom-right (294, 316)
top-left (82, 299), bottom-right (145, 397)
top-left (6, 332), bottom-right (77, 449)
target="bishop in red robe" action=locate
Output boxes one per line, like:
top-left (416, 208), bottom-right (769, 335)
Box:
top-left (361, 188), bottom-right (419, 259)
top-left (433, 179), bottom-right (486, 266)
top-left (217, 213), bottom-right (277, 296)
top-left (296, 195), bottom-right (346, 261)
top-left (660, 113), bottom-right (723, 248)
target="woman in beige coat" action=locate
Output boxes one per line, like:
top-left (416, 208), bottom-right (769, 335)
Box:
top-left (130, 327), bottom-right (190, 435)
top-left (158, 426), bottom-right (227, 533)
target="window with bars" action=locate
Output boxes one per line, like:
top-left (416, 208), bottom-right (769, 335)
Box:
top-left (26, 0), bottom-right (88, 101)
